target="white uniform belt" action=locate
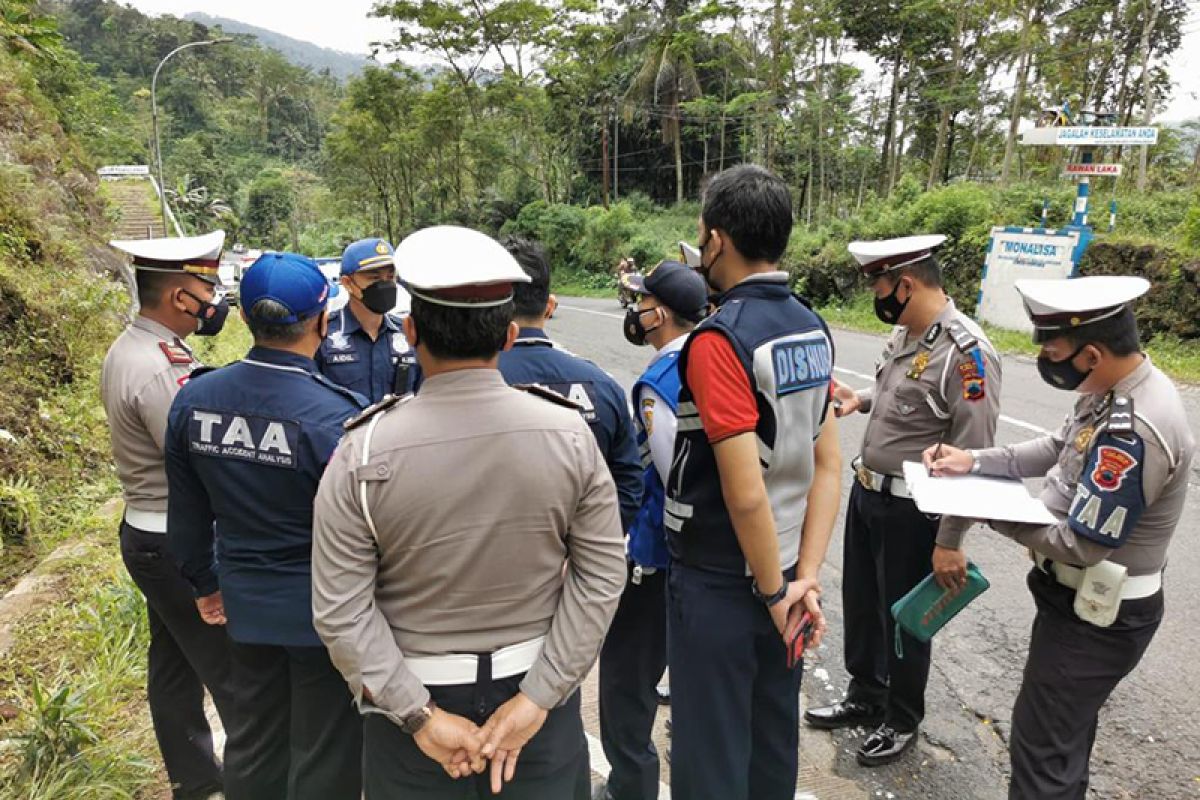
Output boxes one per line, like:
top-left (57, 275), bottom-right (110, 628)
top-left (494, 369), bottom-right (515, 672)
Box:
top-left (405, 636), bottom-right (545, 687)
top-left (124, 508), bottom-right (167, 533)
top-left (852, 456), bottom-right (912, 499)
top-left (1035, 553), bottom-right (1162, 600)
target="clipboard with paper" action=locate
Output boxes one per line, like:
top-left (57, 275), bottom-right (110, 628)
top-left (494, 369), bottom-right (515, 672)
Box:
top-left (901, 461), bottom-right (1058, 525)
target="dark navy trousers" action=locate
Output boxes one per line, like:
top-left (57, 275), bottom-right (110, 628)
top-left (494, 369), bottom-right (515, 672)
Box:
top-left (1009, 568), bottom-right (1162, 800)
top-left (666, 562), bottom-right (802, 800)
top-left (598, 562), bottom-right (667, 800)
top-left (842, 483), bottom-right (938, 732)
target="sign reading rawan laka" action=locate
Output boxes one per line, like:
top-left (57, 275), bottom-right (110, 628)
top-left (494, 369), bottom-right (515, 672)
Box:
top-left (1054, 127), bottom-right (1158, 146)
top-left (1064, 163), bottom-right (1123, 177)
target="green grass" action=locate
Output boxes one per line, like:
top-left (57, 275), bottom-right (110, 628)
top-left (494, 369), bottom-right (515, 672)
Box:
top-left (553, 269), bottom-right (619, 299)
top-left (818, 291), bottom-right (1200, 385)
top-left (0, 526), bottom-right (159, 799)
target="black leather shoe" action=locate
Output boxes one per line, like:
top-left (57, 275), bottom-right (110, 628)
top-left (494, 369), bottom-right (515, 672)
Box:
top-left (656, 685), bottom-right (670, 705)
top-left (803, 700), bottom-right (885, 730)
top-left (856, 724), bottom-right (918, 767)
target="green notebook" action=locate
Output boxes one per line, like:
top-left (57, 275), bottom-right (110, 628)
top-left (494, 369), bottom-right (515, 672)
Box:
top-left (890, 563), bottom-right (990, 658)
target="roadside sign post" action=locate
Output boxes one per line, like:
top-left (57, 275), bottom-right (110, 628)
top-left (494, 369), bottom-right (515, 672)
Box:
top-left (977, 119), bottom-right (1158, 329)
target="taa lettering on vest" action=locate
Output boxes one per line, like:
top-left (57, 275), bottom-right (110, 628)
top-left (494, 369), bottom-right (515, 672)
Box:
top-left (545, 382), bottom-right (599, 423)
top-left (771, 339), bottom-right (832, 396)
top-left (189, 410), bottom-right (300, 469)
top-left (1067, 432), bottom-right (1145, 548)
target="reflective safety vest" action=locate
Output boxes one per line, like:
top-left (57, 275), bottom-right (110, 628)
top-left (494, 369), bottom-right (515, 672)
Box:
top-left (666, 275), bottom-right (834, 576)
top-left (628, 347), bottom-right (682, 569)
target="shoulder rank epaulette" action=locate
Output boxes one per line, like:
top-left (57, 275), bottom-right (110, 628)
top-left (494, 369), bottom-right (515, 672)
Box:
top-left (946, 320), bottom-right (978, 354)
top-left (344, 393), bottom-right (407, 431)
top-left (921, 322), bottom-right (943, 347)
top-left (514, 382), bottom-right (584, 411)
top-left (159, 339), bottom-right (193, 365)
top-left (187, 365), bottom-right (220, 381)
top-left (1107, 393), bottom-right (1135, 434)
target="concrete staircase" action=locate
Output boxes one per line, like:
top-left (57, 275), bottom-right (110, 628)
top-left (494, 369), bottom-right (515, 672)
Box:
top-left (104, 178), bottom-right (167, 240)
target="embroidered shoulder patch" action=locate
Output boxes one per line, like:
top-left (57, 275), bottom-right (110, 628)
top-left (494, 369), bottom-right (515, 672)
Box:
top-left (957, 353), bottom-right (985, 401)
top-left (1068, 431), bottom-right (1146, 548)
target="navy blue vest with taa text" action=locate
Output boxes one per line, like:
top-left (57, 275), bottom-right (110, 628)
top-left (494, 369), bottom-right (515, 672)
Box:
top-left (665, 274), bottom-right (834, 576)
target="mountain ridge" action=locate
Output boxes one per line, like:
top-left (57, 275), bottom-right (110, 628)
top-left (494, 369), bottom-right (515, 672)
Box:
top-left (183, 12), bottom-right (371, 80)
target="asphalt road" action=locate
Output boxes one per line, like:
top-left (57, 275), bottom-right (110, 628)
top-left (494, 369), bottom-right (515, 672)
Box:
top-left (549, 296), bottom-right (1200, 800)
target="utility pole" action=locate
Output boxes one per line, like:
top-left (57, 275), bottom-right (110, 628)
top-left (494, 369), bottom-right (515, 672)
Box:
top-left (613, 114), bottom-right (619, 201)
top-left (601, 117), bottom-right (611, 209)
top-left (152, 37), bottom-right (232, 235)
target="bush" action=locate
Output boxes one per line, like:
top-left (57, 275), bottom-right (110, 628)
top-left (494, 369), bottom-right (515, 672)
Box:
top-left (1078, 240), bottom-right (1200, 340)
top-left (500, 200), bottom-right (588, 269)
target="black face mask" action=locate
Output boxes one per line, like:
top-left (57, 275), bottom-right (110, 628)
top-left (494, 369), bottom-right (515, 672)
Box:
top-left (873, 278), bottom-right (910, 324)
top-left (623, 307), bottom-right (661, 346)
top-left (359, 279), bottom-right (398, 314)
top-left (1037, 343), bottom-right (1093, 391)
top-left (181, 289), bottom-right (229, 337)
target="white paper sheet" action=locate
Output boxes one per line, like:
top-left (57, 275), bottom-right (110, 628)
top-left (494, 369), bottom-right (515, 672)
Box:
top-left (902, 461), bottom-right (1058, 525)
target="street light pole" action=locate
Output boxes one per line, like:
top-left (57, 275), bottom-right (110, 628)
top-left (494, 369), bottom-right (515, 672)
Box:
top-left (151, 37), bottom-right (233, 236)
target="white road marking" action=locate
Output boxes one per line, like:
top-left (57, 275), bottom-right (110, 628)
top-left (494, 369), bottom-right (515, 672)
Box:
top-left (558, 303), bottom-right (624, 320)
top-left (555, 308), bottom-right (1055, 437)
top-left (587, 731), bottom-right (671, 796)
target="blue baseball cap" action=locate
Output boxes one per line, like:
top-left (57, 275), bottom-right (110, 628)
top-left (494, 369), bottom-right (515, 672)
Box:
top-left (241, 252), bottom-right (338, 323)
top-left (341, 238), bottom-right (395, 276)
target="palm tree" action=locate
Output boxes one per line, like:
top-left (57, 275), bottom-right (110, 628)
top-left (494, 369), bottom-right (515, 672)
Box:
top-left (165, 174), bottom-right (233, 233)
top-left (620, 0), bottom-right (703, 204)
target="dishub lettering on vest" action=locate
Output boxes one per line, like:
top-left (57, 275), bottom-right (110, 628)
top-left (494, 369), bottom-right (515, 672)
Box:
top-left (772, 339), bottom-right (833, 396)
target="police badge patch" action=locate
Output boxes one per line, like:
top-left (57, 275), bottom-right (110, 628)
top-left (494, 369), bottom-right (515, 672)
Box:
top-left (957, 351), bottom-right (986, 401)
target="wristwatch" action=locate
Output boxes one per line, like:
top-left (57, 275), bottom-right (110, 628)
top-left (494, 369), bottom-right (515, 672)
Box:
top-left (752, 575), bottom-right (788, 608)
top-left (400, 701), bottom-right (437, 735)
top-left (968, 450), bottom-right (983, 475)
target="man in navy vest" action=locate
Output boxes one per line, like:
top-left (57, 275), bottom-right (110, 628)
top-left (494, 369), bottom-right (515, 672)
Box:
top-left (316, 237), bottom-right (418, 401)
top-left (165, 252), bottom-right (366, 800)
top-left (668, 165), bottom-right (843, 800)
top-left (497, 236), bottom-right (642, 531)
top-left (593, 261), bottom-right (708, 800)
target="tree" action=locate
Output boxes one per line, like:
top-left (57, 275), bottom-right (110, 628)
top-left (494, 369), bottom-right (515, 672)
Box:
top-left (619, 0), bottom-right (704, 204)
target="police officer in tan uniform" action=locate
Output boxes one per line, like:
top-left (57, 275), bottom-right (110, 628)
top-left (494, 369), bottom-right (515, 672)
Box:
top-left (311, 225), bottom-right (627, 799)
top-left (926, 276), bottom-right (1195, 800)
top-left (805, 235), bottom-right (1001, 766)
top-left (101, 231), bottom-right (235, 800)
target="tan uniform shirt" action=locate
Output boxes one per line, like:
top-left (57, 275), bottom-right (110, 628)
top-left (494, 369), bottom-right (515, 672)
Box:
top-left (973, 357), bottom-right (1194, 576)
top-left (100, 317), bottom-right (196, 513)
top-left (855, 300), bottom-right (1002, 548)
top-left (312, 368), bottom-right (626, 719)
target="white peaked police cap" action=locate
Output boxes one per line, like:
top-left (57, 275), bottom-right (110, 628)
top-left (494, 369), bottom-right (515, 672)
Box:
top-left (848, 234), bottom-right (947, 276)
top-left (395, 225), bottom-right (530, 308)
top-left (1015, 275), bottom-right (1150, 335)
top-left (109, 230), bottom-right (226, 281)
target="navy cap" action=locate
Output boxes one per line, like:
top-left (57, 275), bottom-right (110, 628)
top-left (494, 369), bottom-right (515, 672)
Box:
top-left (620, 260), bottom-right (708, 322)
top-left (341, 238), bottom-right (394, 276)
top-left (241, 252), bottom-right (338, 323)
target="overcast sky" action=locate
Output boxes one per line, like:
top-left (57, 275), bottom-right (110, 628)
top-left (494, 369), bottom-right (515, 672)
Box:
top-left (125, 0), bottom-right (1199, 121)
